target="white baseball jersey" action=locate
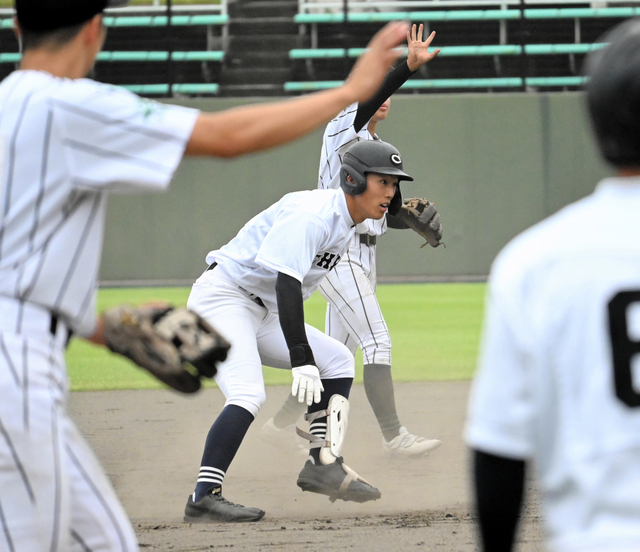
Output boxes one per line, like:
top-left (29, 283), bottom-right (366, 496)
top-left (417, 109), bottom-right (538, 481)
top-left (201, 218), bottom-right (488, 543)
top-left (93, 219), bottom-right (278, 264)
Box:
top-left (207, 187), bottom-right (356, 312)
top-left (0, 71), bottom-right (198, 551)
top-left (465, 176), bottom-right (640, 552)
top-left (0, 70), bottom-right (198, 336)
top-left (318, 101), bottom-right (386, 237)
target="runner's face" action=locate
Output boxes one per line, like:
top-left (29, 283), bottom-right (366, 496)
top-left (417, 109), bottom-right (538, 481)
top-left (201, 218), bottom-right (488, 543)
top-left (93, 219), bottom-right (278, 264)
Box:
top-left (352, 173), bottom-right (399, 222)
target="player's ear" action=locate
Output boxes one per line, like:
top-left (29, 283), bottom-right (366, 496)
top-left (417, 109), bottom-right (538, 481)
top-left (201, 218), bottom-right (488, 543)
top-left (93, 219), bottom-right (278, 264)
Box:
top-left (12, 17), bottom-right (21, 39)
top-left (83, 14), bottom-right (104, 47)
top-left (12, 18), bottom-right (22, 53)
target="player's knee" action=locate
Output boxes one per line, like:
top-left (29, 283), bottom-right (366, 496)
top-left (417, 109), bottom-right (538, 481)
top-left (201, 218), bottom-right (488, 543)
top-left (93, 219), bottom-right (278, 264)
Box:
top-left (226, 388), bottom-right (266, 418)
top-left (320, 342), bottom-right (355, 379)
top-left (361, 336), bottom-right (392, 367)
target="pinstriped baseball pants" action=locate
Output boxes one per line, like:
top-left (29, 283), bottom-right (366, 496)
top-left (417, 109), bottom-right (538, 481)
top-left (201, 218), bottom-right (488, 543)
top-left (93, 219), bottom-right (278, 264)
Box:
top-left (0, 303), bottom-right (137, 551)
top-left (319, 238), bottom-right (392, 367)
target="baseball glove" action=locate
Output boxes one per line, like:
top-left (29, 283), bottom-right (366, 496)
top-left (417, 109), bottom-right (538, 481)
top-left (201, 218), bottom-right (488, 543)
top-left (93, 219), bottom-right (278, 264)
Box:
top-left (395, 197), bottom-right (444, 248)
top-left (102, 304), bottom-right (230, 394)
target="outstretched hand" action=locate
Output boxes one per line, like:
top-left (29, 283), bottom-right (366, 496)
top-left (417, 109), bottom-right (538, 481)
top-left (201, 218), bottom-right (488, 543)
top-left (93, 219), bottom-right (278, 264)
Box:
top-left (345, 21), bottom-right (410, 103)
top-left (407, 24), bottom-right (440, 72)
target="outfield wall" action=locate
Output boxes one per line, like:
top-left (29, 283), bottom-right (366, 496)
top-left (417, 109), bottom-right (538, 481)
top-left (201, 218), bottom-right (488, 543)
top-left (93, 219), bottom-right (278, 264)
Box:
top-left (100, 92), bottom-right (611, 285)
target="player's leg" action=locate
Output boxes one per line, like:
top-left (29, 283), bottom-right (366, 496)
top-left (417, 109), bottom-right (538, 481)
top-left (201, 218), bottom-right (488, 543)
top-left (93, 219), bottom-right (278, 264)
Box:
top-left (321, 246), bottom-right (441, 456)
top-left (0, 334), bottom-right (72, 551)
top-left (184, 273), bottom-right (267, 522)
top-left (0, 327), bottom-right (136, 552)
top-left (257, 312), bottom-right (354, 452)
top-left (65, 416), bottom-right (138, 552)
top-left (258, 324), bottom-right (381, 502)
top-left (258, 277), bottom-right (360, 442)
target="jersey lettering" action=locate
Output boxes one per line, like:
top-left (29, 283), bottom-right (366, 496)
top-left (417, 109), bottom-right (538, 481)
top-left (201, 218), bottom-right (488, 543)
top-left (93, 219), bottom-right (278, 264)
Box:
top-left (607, 290), bottom-right (640, 408)
top-left (314, 252), bottom-right (341, 271)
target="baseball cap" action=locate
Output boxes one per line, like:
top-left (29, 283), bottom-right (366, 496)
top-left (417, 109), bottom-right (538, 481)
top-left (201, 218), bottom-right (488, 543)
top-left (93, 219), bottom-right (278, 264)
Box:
top-left (16, 0), bottom-right (130, 32)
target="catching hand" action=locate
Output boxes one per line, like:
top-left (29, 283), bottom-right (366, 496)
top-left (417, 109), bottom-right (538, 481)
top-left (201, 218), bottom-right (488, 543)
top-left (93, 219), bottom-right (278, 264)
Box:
top-left (102, 304), bottom-right (230, 393)
top-left (396, 197), bottom-right (444, 248)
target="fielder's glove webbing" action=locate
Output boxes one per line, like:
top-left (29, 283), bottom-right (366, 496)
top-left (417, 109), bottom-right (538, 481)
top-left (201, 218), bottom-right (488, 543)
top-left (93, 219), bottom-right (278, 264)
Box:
top-left (103, 305), bottom-right (230, 393)
top-left (395, 197), bottom-right (444, 248)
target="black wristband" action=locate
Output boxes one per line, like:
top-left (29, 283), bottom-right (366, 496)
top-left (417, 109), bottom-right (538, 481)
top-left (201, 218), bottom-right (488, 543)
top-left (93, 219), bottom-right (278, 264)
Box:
top-left (290, 344), bottom-right (316, 368)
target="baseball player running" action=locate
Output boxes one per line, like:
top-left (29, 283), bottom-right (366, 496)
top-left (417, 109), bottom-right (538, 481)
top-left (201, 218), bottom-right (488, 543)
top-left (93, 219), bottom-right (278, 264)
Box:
top-left (263, 24), bottom-right (443, 457)
top-left (184, 140), bottom-right (416, 522)
top-left (0, 0), bottom-right (409, 548)
top-left (465, 18), bottom-right (640, 552)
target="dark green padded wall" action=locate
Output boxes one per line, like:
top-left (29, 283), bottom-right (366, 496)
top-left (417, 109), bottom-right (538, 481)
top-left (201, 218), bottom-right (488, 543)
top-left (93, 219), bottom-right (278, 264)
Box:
top-left (100, 93), bottom-right (610, 285)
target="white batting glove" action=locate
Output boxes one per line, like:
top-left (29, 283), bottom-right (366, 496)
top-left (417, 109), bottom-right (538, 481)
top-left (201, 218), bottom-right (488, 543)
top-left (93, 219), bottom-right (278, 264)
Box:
top-left (291, 365), bottom-right (324, 405)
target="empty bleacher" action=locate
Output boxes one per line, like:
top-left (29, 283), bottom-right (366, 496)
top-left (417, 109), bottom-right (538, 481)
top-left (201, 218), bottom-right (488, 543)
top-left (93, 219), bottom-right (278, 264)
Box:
top-left (0, 0), bottom-right (636, 96)
top-left (288, 0), bottom-right (632, 92)
top-left (0, 2), bottom-right (229, 95)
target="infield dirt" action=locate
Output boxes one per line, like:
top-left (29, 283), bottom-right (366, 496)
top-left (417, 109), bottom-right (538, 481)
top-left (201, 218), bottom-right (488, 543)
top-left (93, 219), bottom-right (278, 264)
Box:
top-left (69, 381), bottom-right (543, 551)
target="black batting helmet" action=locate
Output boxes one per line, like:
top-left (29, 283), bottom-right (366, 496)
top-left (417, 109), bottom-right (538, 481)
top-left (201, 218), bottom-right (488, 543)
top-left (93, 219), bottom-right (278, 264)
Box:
top-left (16, 0), bottom-right (130, 32)
top-left (585, 18), bottom-right (640, 167)
top-left (340, 140), bottom-right (413, 216)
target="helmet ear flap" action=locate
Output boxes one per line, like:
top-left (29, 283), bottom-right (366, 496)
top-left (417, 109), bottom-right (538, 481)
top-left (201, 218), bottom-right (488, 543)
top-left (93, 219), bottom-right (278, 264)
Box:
top-left (388, 183), bottom-right (402, 216)
top-left (340, 162), bottom-right (367, 195)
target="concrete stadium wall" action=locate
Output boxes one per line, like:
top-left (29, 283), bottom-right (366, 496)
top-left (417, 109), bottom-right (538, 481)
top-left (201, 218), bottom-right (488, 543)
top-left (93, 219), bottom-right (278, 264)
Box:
top-left (100, 92), bottom-right (611, 285)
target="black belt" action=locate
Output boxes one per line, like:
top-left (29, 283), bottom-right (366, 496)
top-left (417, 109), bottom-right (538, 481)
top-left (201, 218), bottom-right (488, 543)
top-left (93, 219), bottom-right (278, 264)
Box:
top-left (50, 314), bottom-right (73, 346)
top-left (206, 262), bottom-right (265, 308)
top-left (359, 234), bottom-right (376, 246)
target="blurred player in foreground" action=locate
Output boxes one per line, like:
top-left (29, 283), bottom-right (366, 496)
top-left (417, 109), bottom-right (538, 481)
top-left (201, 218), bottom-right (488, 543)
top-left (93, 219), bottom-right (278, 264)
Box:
top-left (0, 0), bottom-right (410, 548)
top-left (465, 18), bottom-right (640, 552)
top-left (184, 140), bottom-right (416, 522)
top-left (263, 24), bottom-right (443, 458)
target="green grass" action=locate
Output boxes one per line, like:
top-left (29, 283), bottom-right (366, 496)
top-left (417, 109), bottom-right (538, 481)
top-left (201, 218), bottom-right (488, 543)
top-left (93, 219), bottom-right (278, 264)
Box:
top-left (66, 283), bottom-right (487, 391)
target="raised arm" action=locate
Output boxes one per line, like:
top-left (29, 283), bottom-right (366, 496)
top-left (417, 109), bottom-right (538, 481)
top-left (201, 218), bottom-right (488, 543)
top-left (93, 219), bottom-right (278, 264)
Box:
top-left (354, 24), bottom-right (440, 132)
top-left (186, 21), bottom-right (409, 158)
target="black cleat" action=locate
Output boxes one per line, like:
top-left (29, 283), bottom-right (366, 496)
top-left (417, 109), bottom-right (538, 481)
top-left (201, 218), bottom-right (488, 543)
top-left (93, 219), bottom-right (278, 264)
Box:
top-left (296, 457), bottom-right (381, 503)
top-left (184, 491), bottom-right (265, 523)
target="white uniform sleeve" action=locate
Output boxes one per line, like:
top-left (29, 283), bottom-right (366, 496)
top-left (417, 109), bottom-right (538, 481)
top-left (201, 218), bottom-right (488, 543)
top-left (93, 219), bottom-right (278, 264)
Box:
top-left (254, 209), bottom-right (329, 281)
top-left (55, 82), bottom-right (199, 194)
top-left (465, 256), bottom-right (537, 460)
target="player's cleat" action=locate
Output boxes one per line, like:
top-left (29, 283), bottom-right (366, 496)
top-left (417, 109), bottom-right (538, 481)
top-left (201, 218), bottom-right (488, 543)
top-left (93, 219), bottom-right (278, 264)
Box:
top-left (260, 418), bottom-right (308, 457)
top-left (382, 427), bottom-right (442, 457)
top-left (184, 490), bottom-right (265, 523)
top-left (297, 457), bottom-right (381, 503)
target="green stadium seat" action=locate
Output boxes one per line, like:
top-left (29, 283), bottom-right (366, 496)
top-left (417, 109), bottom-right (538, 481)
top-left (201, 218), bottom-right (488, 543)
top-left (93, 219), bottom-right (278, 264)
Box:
top-left (284, 76), bottom-right (588, 92)
top-left (289, 43), bottom-right (607, 60)
top-left (102, 14), bottom-right (229, 27)
top-left (294, 9), bottom-right (521, 24)
top-left (400, 78), bottom-right (523, 89)
top-left (96, 51), bottom-right (225, 62)
top-left (121, 83), bottom-right (220, 95)
top-left (524, 43), bottom-right (606, 55)
top-left (523, 7), bottom-right (640, 19)
top-left (0, 14), bottom-right (229, 29)
top-left (294, 6), bottom-right (640, 26)
top-left (0, 53), bottom-right (20, 63)
top-left (0, 51), bottom-right (225, 63)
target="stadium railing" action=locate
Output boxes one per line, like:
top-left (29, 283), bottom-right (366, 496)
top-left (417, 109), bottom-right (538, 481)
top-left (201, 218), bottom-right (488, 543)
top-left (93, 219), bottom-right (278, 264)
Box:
top-left (0, 51), bottom-right (225, 62)
top-left (0, 2), bottom-right (227, 96)
top-left (290, 42), bottom-right (606, 59)
top-left (284, 76), bottom-right (587, 92)
top-left (289, 0), bottom-right (635, 92)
